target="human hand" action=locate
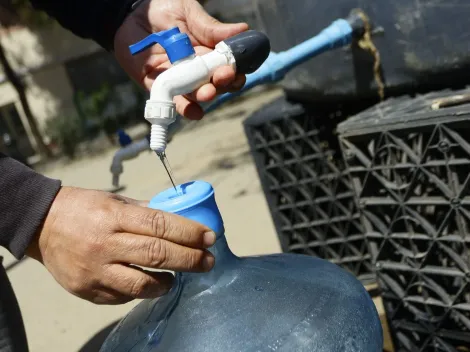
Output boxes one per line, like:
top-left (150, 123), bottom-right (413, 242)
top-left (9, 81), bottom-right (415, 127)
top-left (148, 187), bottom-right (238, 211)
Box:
top-left (26, 187), bottom-right (216, 304)
top-left (113, 0), bottom-right (248, 120)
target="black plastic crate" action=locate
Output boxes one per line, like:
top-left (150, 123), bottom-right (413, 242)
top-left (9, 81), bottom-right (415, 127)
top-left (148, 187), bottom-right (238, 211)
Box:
top-left (338, 88), bottom-right (470, 351)
top-left (244, 96), bottom-right (375, 284)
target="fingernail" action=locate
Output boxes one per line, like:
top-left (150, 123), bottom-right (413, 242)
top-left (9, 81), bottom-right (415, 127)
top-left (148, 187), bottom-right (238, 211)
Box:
top-left (203, 231), bottom-right (216, 247)
top-left (203, 254), bottom-right (215, 271)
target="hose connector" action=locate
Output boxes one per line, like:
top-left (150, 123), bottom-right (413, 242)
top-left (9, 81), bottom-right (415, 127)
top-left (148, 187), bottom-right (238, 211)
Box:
top-left (150, 124), bottom-right (169, 152)
top-left (145, 100), bottom-right (177, 152)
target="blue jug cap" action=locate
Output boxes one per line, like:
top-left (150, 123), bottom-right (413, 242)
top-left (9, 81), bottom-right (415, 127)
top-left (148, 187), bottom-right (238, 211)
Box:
top-left (149, 181), bottom-right (223, 234)
top-left (129, 27), bottom-right (195, 63)
top-left (117, 129), bottom-right (132, 147)
top-left (149, 181), bottom-right (213, 214)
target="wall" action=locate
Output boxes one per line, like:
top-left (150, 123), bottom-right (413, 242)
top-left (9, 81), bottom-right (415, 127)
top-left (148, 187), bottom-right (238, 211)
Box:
top-left (0, 23), bottom-right (100, 73)
top-left (25, 65), bottom-right (76, 129)
top-left (0, 23), bottom-right (102, 154)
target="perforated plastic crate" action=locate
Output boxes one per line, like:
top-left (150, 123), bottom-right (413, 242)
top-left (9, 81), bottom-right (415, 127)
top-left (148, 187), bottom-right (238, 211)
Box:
top-left (244, 96), bottom-right (375, 284)
top-left (338, 88), bottom-right (470, 351)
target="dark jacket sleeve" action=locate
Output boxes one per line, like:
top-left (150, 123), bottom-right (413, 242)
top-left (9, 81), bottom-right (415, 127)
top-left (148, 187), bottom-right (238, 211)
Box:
top-left (0, 154), bottom-right (61, 259)
top-left (29, 0), bottom-right (137, 51)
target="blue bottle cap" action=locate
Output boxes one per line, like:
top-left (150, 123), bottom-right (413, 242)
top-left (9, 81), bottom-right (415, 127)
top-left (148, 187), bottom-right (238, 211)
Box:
top-left (150, 181), bottom-right (213, 213)
top-left (129, 27), bottom-right (195, 63)
top-left (149, 181), bottom-right (223, 234)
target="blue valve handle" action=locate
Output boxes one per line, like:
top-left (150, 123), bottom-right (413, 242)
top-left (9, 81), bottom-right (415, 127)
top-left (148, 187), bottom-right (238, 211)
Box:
top-left (129, 27), bottom-right (195, 63)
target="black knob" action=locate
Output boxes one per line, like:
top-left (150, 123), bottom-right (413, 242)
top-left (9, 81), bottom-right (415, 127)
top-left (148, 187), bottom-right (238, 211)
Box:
top-left (223, 30), bottom-right (271, 74)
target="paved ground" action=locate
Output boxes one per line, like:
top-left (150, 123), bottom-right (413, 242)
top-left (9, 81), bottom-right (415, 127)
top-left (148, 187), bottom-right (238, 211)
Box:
top-left (0, 88), bottom-right (284, 352)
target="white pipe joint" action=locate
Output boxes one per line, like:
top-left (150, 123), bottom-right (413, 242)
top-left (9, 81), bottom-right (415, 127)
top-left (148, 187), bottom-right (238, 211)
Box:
top-left (146, 42), bottom-right (236, 153)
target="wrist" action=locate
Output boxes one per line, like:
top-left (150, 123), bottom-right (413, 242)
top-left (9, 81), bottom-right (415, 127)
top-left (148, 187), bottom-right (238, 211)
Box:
top-left (25, 187), bottom-right (72, 262)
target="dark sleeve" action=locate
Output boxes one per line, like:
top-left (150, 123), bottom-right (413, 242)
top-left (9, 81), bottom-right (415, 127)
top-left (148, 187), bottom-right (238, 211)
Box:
top-left (28, 0), bottom-right (137, 51)
top-left (0, 154), bottom-right (61, 259)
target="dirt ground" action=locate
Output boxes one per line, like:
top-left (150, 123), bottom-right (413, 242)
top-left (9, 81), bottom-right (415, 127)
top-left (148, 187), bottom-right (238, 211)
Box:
top-left (0, 88), bottom-right (284, 351)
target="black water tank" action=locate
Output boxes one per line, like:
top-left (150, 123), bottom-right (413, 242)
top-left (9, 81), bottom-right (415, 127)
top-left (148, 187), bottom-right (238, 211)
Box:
top-left (204, 0), bottom-right (262, 31)
top-left (254, 0), bottom-right (470, 103)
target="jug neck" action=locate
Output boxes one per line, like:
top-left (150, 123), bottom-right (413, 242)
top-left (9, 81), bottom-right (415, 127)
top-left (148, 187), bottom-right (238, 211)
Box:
top-left (148, 181), bottom-right (237, 265)
top-left (208, 230), bottom-right (237, 265)
top-left (175, 199), bottom-right (237, 264)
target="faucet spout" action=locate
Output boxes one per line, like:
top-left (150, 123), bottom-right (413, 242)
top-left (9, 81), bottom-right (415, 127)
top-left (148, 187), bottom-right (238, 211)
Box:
top-left (145, 42), bottom-right (236, 153)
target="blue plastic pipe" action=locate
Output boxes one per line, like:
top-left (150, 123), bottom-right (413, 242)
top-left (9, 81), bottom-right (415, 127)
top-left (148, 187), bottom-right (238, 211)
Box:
top-left (164, 18), bottom-right (354, 139)
top-left (203, 18), bottom-right (353, 113)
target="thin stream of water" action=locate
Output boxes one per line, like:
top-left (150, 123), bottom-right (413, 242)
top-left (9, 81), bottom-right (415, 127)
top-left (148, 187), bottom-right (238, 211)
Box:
top-left (156, 151), bottom-right (177, 192)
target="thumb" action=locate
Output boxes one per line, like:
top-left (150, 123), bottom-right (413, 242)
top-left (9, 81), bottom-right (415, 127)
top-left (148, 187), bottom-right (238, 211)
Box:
top-left (187, 3), bottom-right (249, 47)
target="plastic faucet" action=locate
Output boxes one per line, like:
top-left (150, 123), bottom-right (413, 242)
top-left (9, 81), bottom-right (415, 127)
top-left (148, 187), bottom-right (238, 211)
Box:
top-left (129, 28), bottom-right (270, 154)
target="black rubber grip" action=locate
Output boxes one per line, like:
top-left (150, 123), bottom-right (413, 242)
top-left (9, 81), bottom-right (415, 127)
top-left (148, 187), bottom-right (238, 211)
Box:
top-left (223, 30), bottom-right (271, 74)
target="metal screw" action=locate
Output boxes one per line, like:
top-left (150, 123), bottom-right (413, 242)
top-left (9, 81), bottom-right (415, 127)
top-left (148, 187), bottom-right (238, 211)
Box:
top-left (438, 139), bottom-right (450, 153)
top-left (344, 150), bottom-right (354, 160)
top-left (451, 198), bottom-right (461, 208)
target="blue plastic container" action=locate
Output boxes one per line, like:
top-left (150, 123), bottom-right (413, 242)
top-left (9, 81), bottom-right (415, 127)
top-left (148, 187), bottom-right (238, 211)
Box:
top-left (100, 181), bottom-right (383, 351)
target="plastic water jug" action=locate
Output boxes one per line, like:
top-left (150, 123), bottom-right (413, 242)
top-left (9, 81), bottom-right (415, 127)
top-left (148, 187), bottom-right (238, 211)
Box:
top-left (100, 181), bottom-right (383, 351)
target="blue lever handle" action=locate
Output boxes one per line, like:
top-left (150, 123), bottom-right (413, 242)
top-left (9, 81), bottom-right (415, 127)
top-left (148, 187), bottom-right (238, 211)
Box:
top-left (129, 27), bottom-right (195, 63)
top-left (129, 27), bottom-right (181, 55)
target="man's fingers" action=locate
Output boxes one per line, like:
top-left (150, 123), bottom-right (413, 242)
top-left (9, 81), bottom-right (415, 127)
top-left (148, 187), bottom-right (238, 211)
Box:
top-left (107, 233), bottom-right (215, 272)
top-left (212, 73), bottom-right (247, 95)
top-left (103, 264), bottom-right (175, 299)
top-left (186, 2), bottom-right (248, 47)
top-left (116, 204), bottom-right (216, 248)
top-left (186, 84), bottom-right (217, 103)
top-left (212, 66), bottom-right (238, 88)
top-left (174, 96), bottom-right (204, 120)
top-left (184, 69), bottom-right (246, 103)
top-left (90, 287), bottom-right (134, 305)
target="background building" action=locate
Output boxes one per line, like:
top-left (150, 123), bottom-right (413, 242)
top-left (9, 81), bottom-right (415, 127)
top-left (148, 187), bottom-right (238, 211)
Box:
top-left (0, 17), bottom-right (144, 163)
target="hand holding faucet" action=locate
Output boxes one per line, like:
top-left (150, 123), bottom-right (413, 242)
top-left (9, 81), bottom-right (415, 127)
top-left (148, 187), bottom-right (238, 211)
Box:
top-left (113, 0), bottom-right (249, 121)
top-left (13, 0), bottom-right (256, 309)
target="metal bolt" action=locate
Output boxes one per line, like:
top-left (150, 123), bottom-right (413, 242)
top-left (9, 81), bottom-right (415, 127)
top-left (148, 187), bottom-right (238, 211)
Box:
top-left (438, 139), bottom-right (450, 153)
top-left (345, 150), bottom-right (354, 160)
top-left (451, 198), bottom-right (461, 208)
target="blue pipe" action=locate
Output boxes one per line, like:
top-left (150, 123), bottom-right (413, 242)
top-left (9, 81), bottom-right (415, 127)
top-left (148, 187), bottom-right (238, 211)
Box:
top-left (203, 18), bottom-right (354, 113)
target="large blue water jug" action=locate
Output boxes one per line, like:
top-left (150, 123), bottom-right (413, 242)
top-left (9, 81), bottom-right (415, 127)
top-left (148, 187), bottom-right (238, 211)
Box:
top-left (100, 181), bottom-right (383, 351)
